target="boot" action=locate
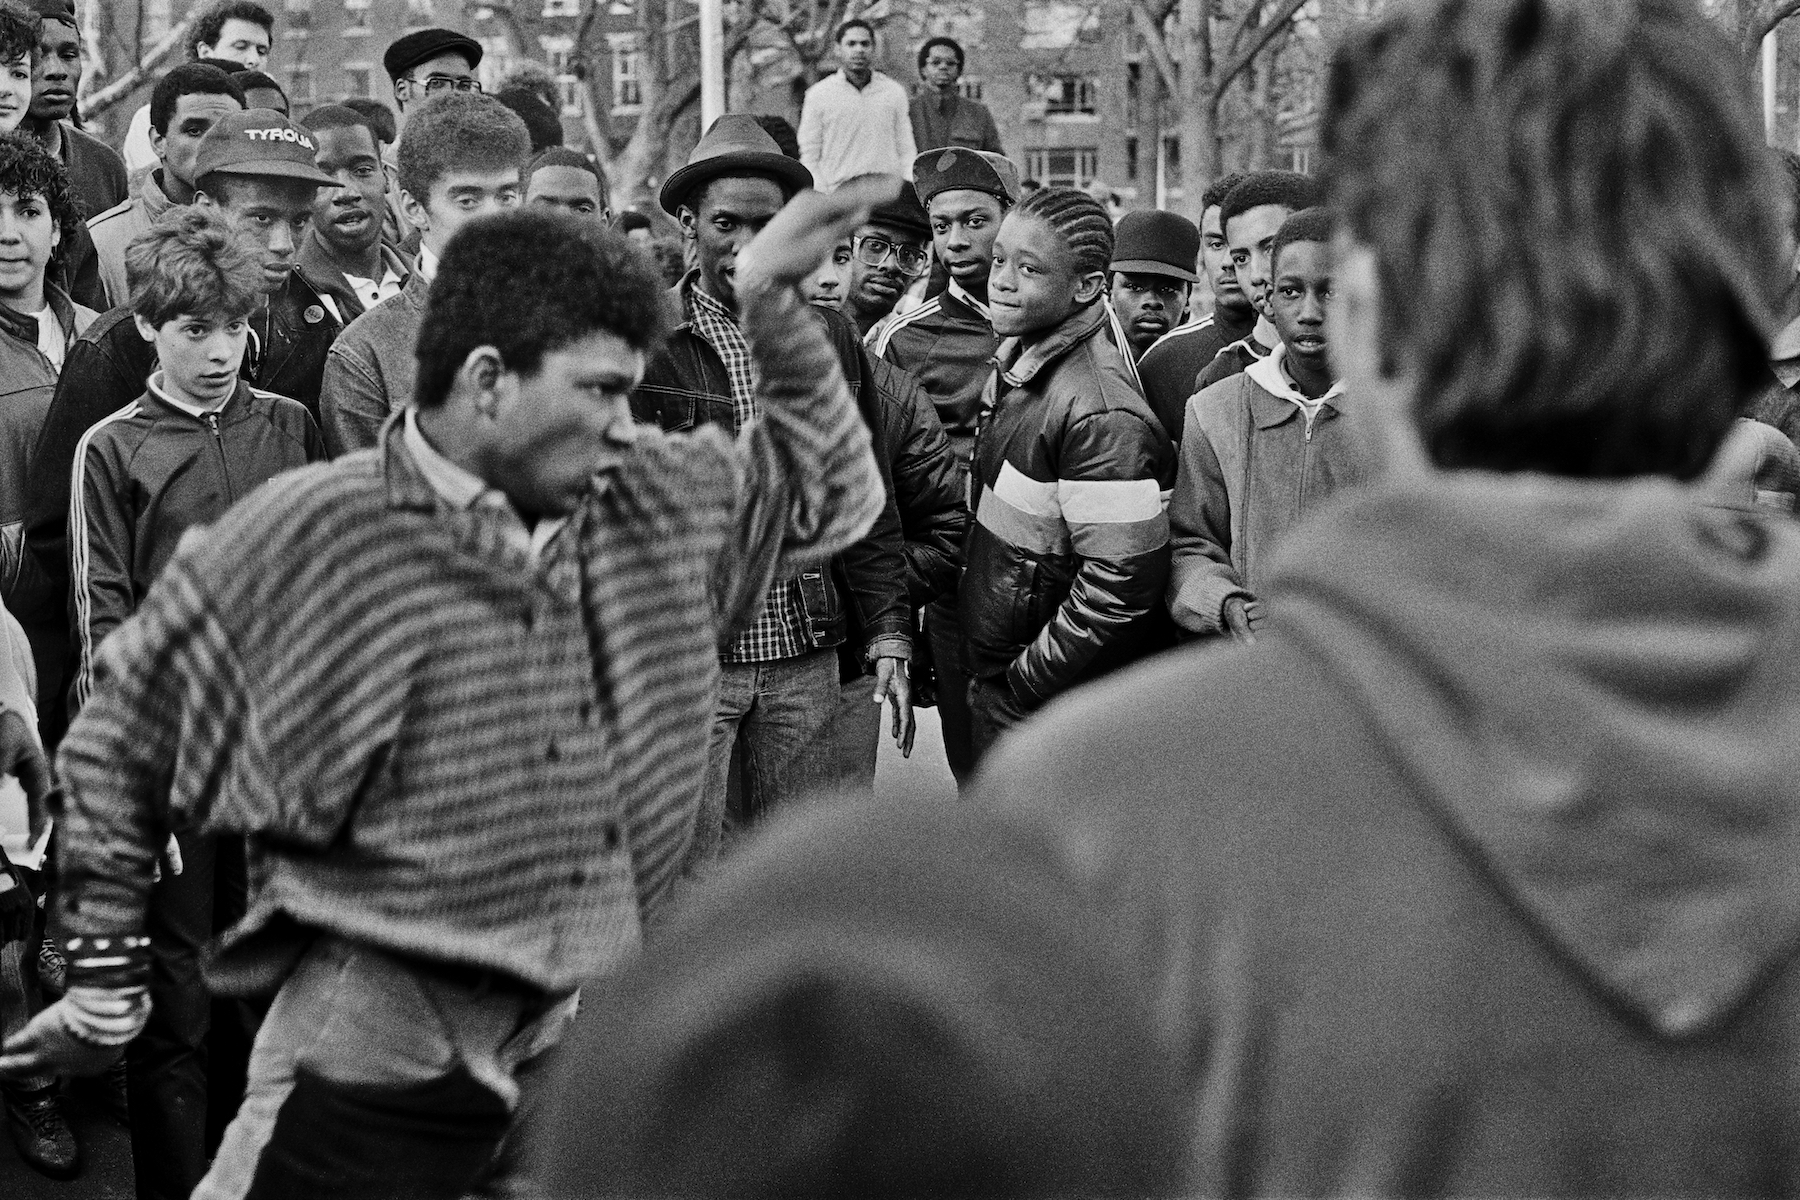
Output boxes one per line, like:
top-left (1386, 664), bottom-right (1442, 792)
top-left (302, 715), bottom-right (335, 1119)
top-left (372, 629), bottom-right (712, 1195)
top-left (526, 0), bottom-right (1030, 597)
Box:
top-left (3, 1084), bottom-right (80, 1179)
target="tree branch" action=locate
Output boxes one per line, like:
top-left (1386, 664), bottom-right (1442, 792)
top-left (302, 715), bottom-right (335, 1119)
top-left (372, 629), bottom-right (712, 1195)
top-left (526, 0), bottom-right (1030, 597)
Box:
top-left (1215, 0), bottom-right (1305, 97)
top-left (80, 14), bottom-right (194, 119)
top-left (1752, 0), bottom-right (1800, 45)
top-left (1131, 1), bottom-right (1179, 94)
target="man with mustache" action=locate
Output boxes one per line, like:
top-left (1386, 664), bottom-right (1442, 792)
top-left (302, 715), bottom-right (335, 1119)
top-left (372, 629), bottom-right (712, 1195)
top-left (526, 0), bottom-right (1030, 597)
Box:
top-left (296, 104), bottom-right (412, 325)
top-left (839, 175), bottom-right (930, 340)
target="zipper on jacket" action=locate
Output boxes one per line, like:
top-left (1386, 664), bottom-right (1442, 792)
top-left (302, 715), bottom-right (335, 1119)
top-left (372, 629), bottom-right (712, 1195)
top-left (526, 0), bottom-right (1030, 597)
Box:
top-left (203, 411), bottom-right (237, 503)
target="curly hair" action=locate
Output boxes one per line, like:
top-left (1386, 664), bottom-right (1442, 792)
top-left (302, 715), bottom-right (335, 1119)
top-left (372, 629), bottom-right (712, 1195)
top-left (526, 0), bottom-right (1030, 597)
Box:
top-left (1218, 171), bottom-right (1319, 232)
top-left (0, 133), bottom-right (77, 270)
top-left (397, 91), bottom-right (531, 205)
top-left (1270, 207), bottom-right (1332, 276)
top-left (917, 36), bottom-right (964, 71)
top-left (414, 209), bottom-right (668, 407)
top-left (126, 206), bottom-right (263, 326)
top-left (187, 1), bottom-right (272, 60)
top-left (1200, 171), bottom-right (1248, 216)
top-left (1012, 186), bottom-right (1113, 277)
top-left (0, 0), bottom-right (36, 67)
top-left (1323, 0), bottom-right (1786, 480)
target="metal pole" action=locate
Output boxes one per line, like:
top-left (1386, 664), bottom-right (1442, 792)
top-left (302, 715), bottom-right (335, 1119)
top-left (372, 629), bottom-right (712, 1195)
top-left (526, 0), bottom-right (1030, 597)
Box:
top-left (1765, 28), bottom-right (1779, 143)
top-left (700, 0), bottom-right (724, 131)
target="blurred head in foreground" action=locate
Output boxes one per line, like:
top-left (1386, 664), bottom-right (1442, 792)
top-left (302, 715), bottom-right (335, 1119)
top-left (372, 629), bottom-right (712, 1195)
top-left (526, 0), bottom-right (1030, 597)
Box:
top-left (1323, 0), bottom-right (1787, 481)
top-left (539, 801), bottom-right (1186, 1199)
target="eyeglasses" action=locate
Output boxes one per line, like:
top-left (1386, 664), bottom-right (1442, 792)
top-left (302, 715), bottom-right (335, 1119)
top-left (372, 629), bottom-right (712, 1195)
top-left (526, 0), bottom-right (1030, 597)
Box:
top-left (854, 235), bottom-right (929, 277)
top-left (409, 74), bottom-right (482, 94)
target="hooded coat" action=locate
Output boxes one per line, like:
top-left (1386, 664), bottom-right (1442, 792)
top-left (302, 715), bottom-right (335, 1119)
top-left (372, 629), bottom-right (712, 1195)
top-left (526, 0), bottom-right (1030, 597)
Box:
top-left (976, 470), bottom-right (1800, 1196)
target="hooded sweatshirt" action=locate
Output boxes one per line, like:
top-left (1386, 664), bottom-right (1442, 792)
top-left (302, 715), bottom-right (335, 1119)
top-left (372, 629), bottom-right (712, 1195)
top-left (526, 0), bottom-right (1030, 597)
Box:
top-left (977, 469), bottom-right (1800, 1197)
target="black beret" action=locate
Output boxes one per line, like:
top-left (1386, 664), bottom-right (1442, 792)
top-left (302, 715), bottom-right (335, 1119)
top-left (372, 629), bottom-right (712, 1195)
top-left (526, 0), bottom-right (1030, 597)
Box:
top-left (383, 28), bottom-right (483, 82)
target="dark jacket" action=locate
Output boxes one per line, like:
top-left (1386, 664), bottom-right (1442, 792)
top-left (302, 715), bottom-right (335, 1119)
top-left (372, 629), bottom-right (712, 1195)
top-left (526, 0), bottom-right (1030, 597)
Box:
top-left (1191, 334), bottom-right (1270, 395)
top-left (866, 356), bottom-right (967, 606)
top-left (297, 226), bottom-right (414, 328)
top-left (58, 123), bottom-right (129, 224)
top-left (0, 287), bottom-right (97, 728)
top-left (961, 302), bottom-right (1173, 707)
top-left (318, 267), bottom-right (428, 458)
top-left (14, 277), bottom-right (339, 728)
top-left (1167, 350), bottom-right (1368, 636)
top-left (69, 377), bottom-right (323, 712)
top-left (1136, 305), bottom-right (1258, 444)
top-left (873, 282), bottom-right (997, 469)
top-left (978, 471), bottom-right (1800, 1197)
top-left (908, 90), bottom-right (1004, 154)
top-left (633, 284), bottom-right (910, 671)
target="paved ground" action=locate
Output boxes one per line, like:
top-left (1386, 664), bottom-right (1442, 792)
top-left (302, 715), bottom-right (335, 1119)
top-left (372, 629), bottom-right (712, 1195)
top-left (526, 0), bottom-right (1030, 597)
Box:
top-left (0, 1080), bottom-right (132, 1198)
top-left (0, 704), bottom-right (958, 1198)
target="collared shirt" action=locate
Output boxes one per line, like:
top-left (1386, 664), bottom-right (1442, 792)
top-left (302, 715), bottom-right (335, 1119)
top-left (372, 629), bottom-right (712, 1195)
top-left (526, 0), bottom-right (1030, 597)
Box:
top-left (417, 244), bottom-right (440, 283)
top-left (30, 305), bottom-right (63, 370)
top-left (684, 277), bottom-right (809, 663)
top-left (798, 69), bottom-right (918, 190)
top-left (403, 407), bottom-right (567, 563)
top-left (343, 265), bottom-right (406, 312)
top-left (145, 370), bottom-right (227, 420)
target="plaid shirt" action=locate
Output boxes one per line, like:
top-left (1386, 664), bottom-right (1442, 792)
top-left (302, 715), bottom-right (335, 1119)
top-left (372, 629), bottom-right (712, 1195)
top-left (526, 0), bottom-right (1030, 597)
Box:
top-left (687, 280), bottom-right (810, 663)
top-left (52, 286), bottom-right (884, 997)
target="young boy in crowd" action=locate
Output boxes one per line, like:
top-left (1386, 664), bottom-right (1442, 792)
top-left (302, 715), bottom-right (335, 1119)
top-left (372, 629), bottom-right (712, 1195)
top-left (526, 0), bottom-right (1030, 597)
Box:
top-left (0, 129), bottom-right (87, 1183)
top-left (68, 205), bottom-right (321, 1200)
top-left (1106, 208), bottom-right (1200, 363)
top-left (320, 90), bottom-right (530, 456)
top-left (297, 104), bottom-right (413, 325)
top-left (1134, 171), bottom-right (1251, 439)
top-left (874, 147), bottom-right (1019, 784)
top-left (525, 146), bottom-right (610, 225)
top-left (1184, 171), bottom-right (1321, 413)
top-left (961, 186), bottom-right (1172, 761)
top-left (1166, 208), bottom-right (1369, 641)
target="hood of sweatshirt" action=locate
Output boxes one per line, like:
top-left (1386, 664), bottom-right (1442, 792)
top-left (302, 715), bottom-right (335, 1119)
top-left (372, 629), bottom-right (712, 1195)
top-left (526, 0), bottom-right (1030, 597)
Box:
top-left (1269, 471), bottom-right (1800, 1038)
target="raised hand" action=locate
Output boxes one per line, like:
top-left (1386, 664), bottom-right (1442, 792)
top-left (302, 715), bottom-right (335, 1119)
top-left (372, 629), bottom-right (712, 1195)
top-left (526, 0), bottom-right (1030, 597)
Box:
top-left (735, 176), bottom-right (905, 297)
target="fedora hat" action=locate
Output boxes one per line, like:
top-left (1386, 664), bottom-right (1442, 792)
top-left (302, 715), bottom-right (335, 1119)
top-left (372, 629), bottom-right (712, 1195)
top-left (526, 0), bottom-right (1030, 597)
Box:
top-left (1110, 210), bottom-right (1200, 283)
top-left (659, 114), bottom-right (814, 216)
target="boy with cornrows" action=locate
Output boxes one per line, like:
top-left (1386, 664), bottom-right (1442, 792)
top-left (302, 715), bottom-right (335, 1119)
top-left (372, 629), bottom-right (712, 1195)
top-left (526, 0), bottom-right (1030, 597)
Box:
top-left (959, 186), bottom-right (1173, 762)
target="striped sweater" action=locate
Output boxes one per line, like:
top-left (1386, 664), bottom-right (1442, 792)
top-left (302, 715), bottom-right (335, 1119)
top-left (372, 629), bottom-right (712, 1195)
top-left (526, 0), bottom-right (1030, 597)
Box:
top-left (52, 286), bottom-right (885, 997)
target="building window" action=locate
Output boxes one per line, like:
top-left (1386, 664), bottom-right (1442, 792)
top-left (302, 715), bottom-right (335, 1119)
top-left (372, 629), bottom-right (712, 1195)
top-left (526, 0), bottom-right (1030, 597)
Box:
top-left (540, 35), bottom-right (584, 116)
top-left (957, 77), bottom-right (983, 102)
top-left (343, 0), bottom-right (370, 33)
top-left (1029, 74), bottom-right (1097, 117)
top-left (287, 63), bottom-right (315, 104)
top-left (406, 0), bottom-right (435, 17)
top-left (1286, 146), bottom-right (1312, 174)
top-left (543, 0), bottom-right (580, 13)
top-left (1022, 1), bottom-right (1101, 50)
top-left (344, 65), bottom-right (371, 97)
top-left (609, 32), bottom-right (643, 113)
top-left (1025, 147), bottom-right (1099, 188)
top-left (284, 0), bottom-right (311, 31)
top-left (608, 0), bottom-right (634, 12)
top-left (1125, 135), bottom-right (1138, 181)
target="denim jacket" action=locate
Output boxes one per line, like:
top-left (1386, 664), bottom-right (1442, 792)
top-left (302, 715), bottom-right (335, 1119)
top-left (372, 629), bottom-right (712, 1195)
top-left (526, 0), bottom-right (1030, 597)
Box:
top-left (633, 284), bottom-right (910, 673)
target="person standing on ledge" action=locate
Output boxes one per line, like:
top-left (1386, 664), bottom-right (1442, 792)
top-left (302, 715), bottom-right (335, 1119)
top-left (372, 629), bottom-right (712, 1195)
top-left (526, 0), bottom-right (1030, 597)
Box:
top-left (909, 37), bottom-right (1002, 156)
top-left (799, 19), bottom-right (916, 191)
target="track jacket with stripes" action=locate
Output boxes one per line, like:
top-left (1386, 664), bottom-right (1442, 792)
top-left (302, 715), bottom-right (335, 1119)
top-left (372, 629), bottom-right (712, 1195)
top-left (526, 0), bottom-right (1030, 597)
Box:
top-left (962, 301), bottom-right (1174, 709)
top-left (68, 375), bottom-right (322, 712)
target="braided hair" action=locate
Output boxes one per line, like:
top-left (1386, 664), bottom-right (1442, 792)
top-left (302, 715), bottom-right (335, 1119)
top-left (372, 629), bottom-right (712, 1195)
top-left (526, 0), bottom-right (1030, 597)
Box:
top-left (1013, 187), bottom-right (1113, 277)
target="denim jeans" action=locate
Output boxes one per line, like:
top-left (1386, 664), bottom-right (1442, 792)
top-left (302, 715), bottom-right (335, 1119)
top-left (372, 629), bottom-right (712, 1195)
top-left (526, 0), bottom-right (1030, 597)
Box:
top-left (687, 648), bottom-right (841, 871)
top-left (192, 936), bottom-right (574, 1200)
top-left (925, 598), bottom-right (976, 786)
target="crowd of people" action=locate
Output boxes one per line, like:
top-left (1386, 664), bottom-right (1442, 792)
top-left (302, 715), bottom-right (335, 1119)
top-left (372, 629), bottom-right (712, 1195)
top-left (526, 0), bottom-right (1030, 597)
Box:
top-left (0, 0), bottom-right (1796, 1194)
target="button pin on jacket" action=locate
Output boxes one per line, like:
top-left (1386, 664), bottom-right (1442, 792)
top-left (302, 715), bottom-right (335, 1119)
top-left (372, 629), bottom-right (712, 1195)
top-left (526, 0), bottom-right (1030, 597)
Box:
top-left (303, 305), bottom-right (325, 325)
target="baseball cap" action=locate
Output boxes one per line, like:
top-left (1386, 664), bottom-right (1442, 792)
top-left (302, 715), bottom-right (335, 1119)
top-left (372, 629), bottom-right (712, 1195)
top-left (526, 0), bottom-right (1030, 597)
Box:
top-left (193, 109), bottom-right (339, 188)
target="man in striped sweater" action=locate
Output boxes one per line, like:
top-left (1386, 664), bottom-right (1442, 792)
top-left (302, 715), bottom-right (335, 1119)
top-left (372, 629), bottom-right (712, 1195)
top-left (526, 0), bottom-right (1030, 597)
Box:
top-left (0, 188), bottom-right (890, 1198)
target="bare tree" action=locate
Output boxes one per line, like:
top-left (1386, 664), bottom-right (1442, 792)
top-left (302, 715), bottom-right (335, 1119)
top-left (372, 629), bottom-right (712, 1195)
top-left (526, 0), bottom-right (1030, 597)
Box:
top-left (1711, 0), bottom-right (1800, 54)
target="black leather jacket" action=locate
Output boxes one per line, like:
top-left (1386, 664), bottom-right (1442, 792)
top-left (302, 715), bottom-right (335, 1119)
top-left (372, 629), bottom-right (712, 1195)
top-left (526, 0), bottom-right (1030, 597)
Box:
top-left (961, 302), bottom-right (1174, 707)
top-left (865, 356), bottom-right (967, 607)
top-left (633, 283), bottom-right (910, 675)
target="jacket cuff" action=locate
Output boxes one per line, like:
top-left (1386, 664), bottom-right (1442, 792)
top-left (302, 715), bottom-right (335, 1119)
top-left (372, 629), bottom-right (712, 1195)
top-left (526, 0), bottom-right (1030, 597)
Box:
top-left (1004, 659), bottom-right (1044, 710)
top-left (62, 933), bottom-right (153, 992)
top-left (1167, 569), bottom-right (1251, 636)
top-left (864, 634), bottom-right (912, 663)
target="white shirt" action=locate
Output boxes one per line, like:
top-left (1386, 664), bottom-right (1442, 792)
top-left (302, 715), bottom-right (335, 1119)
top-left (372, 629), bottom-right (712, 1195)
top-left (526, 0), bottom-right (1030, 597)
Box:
top-left (798, 70), bottom-right (917, 190)
top-left (342, 265), bottom-right (405, 311)
top-left (147, 370), bottom-right (229, 419)
top-left (417, 244), bottom-right (440, 283)
top-left (402, 408), bottom-right (566, 563)
top-left (122, 103), bottom-right (156, 175)
top-left (30, 305), bottom-right (62, 370)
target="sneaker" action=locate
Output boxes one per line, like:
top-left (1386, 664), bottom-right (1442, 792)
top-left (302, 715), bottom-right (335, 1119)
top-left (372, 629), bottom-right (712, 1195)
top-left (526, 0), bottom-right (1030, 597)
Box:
top-left (3, 1086), bottom-right (80, 1180)
top-left (36, 938), bottom-right (65, 997)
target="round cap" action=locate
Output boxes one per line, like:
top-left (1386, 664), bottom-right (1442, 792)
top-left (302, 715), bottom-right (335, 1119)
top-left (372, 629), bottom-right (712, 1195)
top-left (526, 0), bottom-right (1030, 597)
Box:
top-left (659, 114), bottom-right (813, 216)
top-left (842, 173), bottom-right (928, 237)
top-left (383, 27), bottom-right (483, 82)
top-left (1110, 209), bottom-right (1201, 283)
top-left (912, 147), bottom-right (1021, 208)
top-left (193, 109), bottom-right (339, 188)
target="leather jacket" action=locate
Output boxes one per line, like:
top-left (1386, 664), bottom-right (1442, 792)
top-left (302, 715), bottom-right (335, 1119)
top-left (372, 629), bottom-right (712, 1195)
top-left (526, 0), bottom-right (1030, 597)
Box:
top-left (961, 302), bottom-right (1174, 707)
top-left (633, 282), bottom-right (910, 674)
